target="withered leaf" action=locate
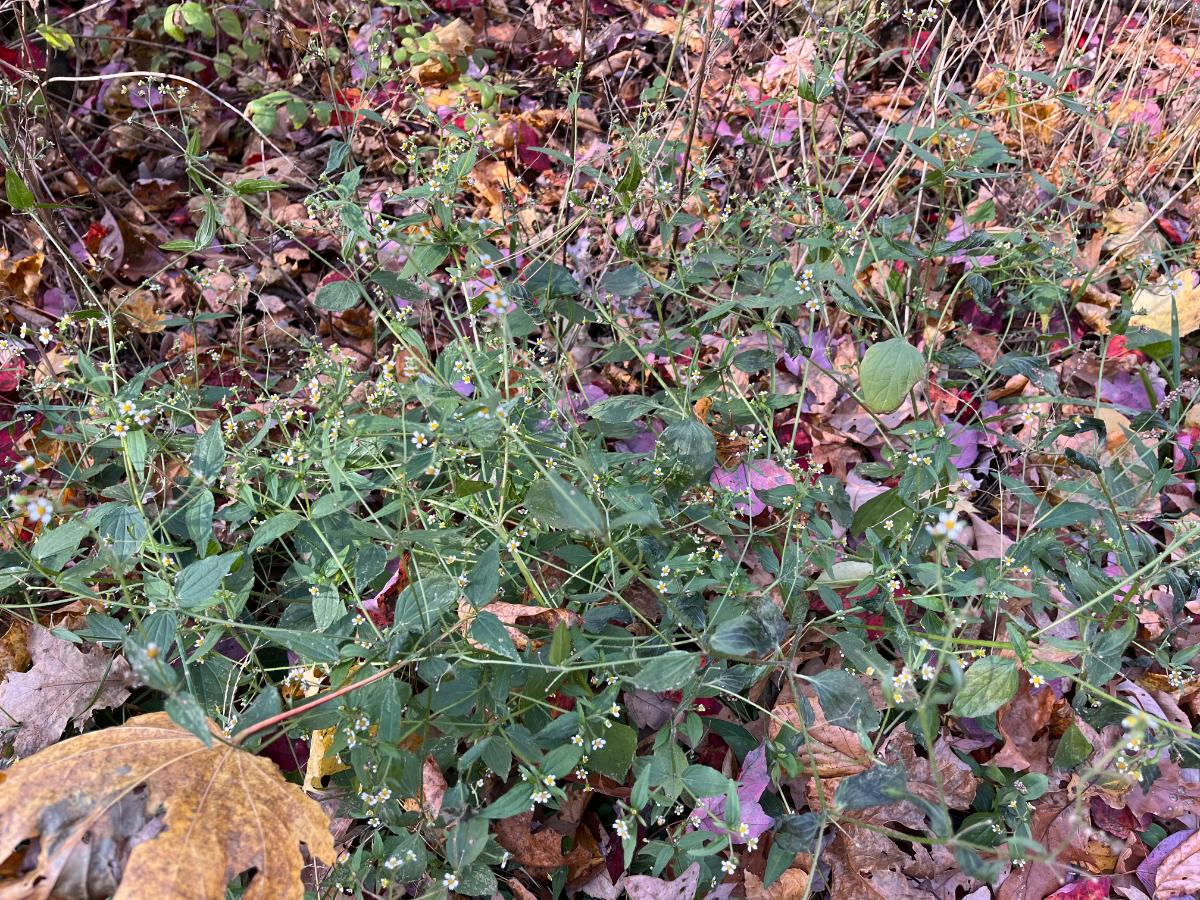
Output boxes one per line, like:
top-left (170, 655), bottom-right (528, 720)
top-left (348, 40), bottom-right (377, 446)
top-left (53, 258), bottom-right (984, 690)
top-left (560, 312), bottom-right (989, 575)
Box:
top-left (0, 712), bottom-right (334, 899)
top-left (1155, 829), bottom-right (1200, 897)
top-left (0, 624), bottom-right (137, 756)
top-left (495, 812), bottom-right (590, 873)
top-left (625, 862), bottom-right (701, 900)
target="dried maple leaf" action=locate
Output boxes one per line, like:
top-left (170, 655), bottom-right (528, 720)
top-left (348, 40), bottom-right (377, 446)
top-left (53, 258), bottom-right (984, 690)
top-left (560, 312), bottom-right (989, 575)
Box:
top-left (0, 712), bottom-right (334, 898)
top-left (0, 624), bottom-right (137, 756)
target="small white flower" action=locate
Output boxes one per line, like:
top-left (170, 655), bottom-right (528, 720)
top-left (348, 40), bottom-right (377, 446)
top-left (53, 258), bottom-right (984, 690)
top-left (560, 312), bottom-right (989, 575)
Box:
top-left (15, 455), bottom-right (34, 474)
top-left (443, 872), bottom-right (460, 891)
top-left (110, 421), bottom-right (130, 438)
top-left (591, 737), bottom-right (606, 750)
top-left (1029, 674), bottom-right (1046, 688)
top-left (920, 663), bottom-right (936, 680)
top-left (721, 856), bottom-right (738, 875)
top-left (37, 327), bottom-right (52, 345)
top-left (412, 432), bottom-right (430, 448)
top-left (25, 497), bottom-right (52, 524)
top-left (614, 819), bottom-right (631, 840)
top-left (117, 400), bottom-right (136, 416)
top-left (571, 734), bottom-right (584, 746)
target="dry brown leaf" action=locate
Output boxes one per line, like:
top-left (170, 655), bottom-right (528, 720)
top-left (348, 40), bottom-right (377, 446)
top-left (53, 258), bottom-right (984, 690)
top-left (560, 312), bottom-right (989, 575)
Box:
top-left (1154, 829), bottom-right (1200, 897)
top-left (458, 599), bottom-right (582, 650)
top-left (411, 19), bottom-right (473, 84)
top-left (0, 250), bottom-right (44, 306)
top-left (494, 812), bottom-right (590, 874)
top-left (1129, 270), bottom-right (1200, 338)
top-left (0, 620), bottom-right (30, 682)
top-left (422, 756), bottom-right (448, 818)
top-left (768, 682), bottom-right (871, 778)
top-left (745, 866), bottom-right (810, 899)
top-left (1101, 202), bottom-right (1165, 261)
top-left (0, 624), bottom-right (137, 756)
top-left (0, 712), bottom-right (333, 898)
top-left (991, 673), bottom-right (1056, 773)
top-left (625, 862), bottom-right (701, 900)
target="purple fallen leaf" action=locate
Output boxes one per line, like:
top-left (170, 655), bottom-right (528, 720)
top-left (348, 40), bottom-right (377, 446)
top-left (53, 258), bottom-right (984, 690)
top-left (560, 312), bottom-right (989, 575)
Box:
top-left (1138, 828), bottom-right (1195, 896)
top-left (626, 862), bottom-right (701, 900)
top-left (695, 744), bottom-right (774, 842)
top-left (711, 459), bottom-right (794, 516)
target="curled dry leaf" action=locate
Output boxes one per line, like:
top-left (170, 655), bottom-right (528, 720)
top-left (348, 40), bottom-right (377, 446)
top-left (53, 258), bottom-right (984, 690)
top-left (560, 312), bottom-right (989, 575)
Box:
top-left (411, 19), bottom-right (474, 84)
top-left (0, 623), bottom-right (137, 756)
top-left (422, 756), bottom-right (448, 818)
top-left (0, 712), bottom-right (333, 899)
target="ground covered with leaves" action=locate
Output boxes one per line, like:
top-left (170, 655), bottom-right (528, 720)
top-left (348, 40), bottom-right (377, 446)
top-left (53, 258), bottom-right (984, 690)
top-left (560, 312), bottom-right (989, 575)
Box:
top-left (2, 0), bottom-right (1200, 898)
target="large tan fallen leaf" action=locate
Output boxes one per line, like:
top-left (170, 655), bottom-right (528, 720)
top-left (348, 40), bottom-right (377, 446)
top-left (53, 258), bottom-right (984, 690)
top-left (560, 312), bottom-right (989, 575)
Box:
top-left (1129, 270), bottom-right (1200, 338)
top-left (0, 624), bottom-right (137, 756)
top-left (0, 712), bottom-right (334, 899)
top-left (1154, 828), bottom-right (1200, 897)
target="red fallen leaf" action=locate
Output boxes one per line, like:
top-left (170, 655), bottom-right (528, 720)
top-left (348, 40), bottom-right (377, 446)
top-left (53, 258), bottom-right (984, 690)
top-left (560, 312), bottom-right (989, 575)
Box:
top-left (0, 41), bottom-right (46, 77)
top-left (662, 691), bottom-right (722, 716)
top-left (1046, 877), bottom-right (1110, 900)
top-left (1157, 216), bottom-right (1190, 245)
top-left (1089, 796), bottom-right (1145, 840)
top-left (514, 121), bottom-right (553, 173)
top-left (901, 30), bottom-right (938, 70)
top-left (536, 46), bottom-right (576, 69)
top-left (83, 222), bottom-right (111, 256)
top-left (329, 88), bottom-right (364, 127)
top-left (0, 357), bottom-right (24, 393)
top-left (1103, 334), bottom-right (1144, 363)
top-left (547, 691), bottom-right (576, 716)
top-left (773, 414), bottom-right (813, 456)
top-left (258, 733), bottom-right (310, 774)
